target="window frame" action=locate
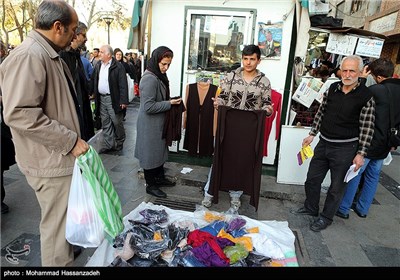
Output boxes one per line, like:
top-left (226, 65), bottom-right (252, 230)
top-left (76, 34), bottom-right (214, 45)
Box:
top-left (182, 6), bottom-right (256, 74)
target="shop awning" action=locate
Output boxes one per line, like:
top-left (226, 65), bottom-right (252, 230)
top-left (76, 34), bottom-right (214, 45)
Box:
top-left (127, 0), bottom-right (150, 51)
top-left (323, 27), bottom-right (388, 40)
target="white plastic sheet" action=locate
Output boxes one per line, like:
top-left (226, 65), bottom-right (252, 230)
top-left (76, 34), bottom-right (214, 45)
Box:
top-left (86, 202), bottom-right (298, 267)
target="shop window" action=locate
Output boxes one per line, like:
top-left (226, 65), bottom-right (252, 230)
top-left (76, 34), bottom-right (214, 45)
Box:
top-left (292, 28), bottom-right (334, 127)
top-left (350, 0), bottom-right (363, 14)
top-left (185, 8), bottom-right (255, 73)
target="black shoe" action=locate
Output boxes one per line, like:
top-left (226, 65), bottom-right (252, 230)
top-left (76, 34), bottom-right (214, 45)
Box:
top-left (352, 206), bottom-right (367, 218)
top-left (73, 245), bottom-right (83, 259)
top-left (335, 210), bottom-right (349, 219)
top-left (290, 207), bottom-right (318, 217)
top-left (146, 186), bottom-right (167, 198)
top-left (310, 218), bottom-right (331, 232)
top-left (1, 202), bottom-right (9, 214)
top-left (155, 177), bottom-right (176, 187)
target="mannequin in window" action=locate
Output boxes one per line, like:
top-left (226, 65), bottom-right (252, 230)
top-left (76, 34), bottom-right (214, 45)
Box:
top-left (183, 80), bottom-right (218, 157)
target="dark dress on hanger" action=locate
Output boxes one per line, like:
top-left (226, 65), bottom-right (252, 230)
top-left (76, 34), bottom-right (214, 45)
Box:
top-left (183, 82), bottom-right (217, 156)
top-left (209, 106), bottom-right (266, 211)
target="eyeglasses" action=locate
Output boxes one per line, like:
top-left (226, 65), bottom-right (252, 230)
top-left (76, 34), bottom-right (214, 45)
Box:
top-left (76, 33), bottom-right (87, 38)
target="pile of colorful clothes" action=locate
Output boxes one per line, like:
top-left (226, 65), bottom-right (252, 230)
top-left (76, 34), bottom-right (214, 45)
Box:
top-left (86, 202), bottom-right (298, 267)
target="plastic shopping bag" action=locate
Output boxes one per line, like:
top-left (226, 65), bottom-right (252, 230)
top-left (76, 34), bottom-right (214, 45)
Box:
top-left (127, 74), bottom-right (134, 102)
top-left (87, 129), bottom-right (104, 153)
top-left (383, 152), bottom-right (392, 166)
top-left (134, 83), bottom-right (140, 97)
top-left (66, 161), bottom-right (105, 248)
top-left (77, 146), bottom-right (124, 240)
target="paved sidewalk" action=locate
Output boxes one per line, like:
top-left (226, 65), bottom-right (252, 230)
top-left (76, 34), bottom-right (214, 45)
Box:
top-left (1, 99), bottom-right (399, 268)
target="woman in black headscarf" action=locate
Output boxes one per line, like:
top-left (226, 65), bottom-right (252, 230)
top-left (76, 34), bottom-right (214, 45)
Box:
top-left (134, 46), bottom-right (182, 198)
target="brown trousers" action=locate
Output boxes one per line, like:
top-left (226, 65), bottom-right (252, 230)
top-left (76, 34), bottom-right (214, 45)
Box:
top-left (26, 175), bottom-right (74, 266)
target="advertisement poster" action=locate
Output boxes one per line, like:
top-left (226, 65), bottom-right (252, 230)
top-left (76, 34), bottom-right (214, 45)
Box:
top-left (258, 22), bottom-right (282, 59)
top-left (355, 38), bottom-right (384, 58)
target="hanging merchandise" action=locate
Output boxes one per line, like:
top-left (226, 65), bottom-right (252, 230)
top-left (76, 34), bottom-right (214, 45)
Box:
top-left (183, 82), bottom-right (217, 156)
top-left (263, 89), bottom-right (282, 157)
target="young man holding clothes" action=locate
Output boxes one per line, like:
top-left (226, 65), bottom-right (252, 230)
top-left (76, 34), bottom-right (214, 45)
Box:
top-left (202, 44), bottom-right (274, 210)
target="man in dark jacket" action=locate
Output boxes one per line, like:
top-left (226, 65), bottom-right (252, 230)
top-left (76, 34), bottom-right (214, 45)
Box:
top-left (60, 21), bottom-right (94, 141)
top-left (91, 45), bottom-right (128, 152)
top-left (337, 58), bottom-right (400, 219)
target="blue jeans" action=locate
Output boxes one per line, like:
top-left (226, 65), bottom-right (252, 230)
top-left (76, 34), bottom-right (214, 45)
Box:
top-left (339, 158), bottom-right (384, 216)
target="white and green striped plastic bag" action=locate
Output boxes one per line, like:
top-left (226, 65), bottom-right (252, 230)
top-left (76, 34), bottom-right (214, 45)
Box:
top-left (77, 146), bottom-right (124, 240)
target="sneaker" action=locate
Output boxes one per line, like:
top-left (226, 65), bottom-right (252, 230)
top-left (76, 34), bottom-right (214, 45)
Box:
top-left (230, 196), bottom-right (241, 209)
top-left (225, 206), bottom-right (239, 215)
top-left (201, 196), bottom-right (212, 208)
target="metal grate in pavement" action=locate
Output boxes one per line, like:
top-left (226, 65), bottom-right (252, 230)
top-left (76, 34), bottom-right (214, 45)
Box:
top-left (152, 196), bottom-right (197, 212)
top-left (380, 171), bottom-right (400, 200)
top-left (362, 244), bottom-right (400, 266)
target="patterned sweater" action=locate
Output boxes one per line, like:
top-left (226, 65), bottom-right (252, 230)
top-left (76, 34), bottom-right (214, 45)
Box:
top-left (218, 67), bottom-right (272, 115)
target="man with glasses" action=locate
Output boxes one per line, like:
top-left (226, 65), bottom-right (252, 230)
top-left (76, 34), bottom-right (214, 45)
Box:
top-left (60, 21), bottom-right (95, 141)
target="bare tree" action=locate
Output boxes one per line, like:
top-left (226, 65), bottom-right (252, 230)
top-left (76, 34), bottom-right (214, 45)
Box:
top-left (1, 0), bottom-right (130, 47)
top-left (0, 0), bottom-right (39, 48)
top-left (66, 0), bottom-right (130, 32)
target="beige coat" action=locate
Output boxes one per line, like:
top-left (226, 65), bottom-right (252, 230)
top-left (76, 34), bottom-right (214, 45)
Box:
top-left (0, 30), bottom-right (80, 177)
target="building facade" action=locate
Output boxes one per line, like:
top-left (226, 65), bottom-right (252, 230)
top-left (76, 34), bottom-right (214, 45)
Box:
top-left (329, 0), bottom-right (400, 76)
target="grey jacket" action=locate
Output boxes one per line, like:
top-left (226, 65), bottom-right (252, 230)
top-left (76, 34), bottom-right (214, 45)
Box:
top-left (134, 70), bottom-right (172, 169)
top-left (0, 30), bottom-right (80, 177)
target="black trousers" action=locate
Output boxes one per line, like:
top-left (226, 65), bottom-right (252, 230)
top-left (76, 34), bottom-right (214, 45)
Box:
top-left (304, 138), bottom-right (358, 221)
top-left (1, 172), bottom-right (5, 203)
top-left (143, 164), bottom-right (165, 186)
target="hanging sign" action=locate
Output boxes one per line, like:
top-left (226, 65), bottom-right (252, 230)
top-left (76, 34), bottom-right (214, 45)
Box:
top-left (326, 33), bottom-right (358, 56)
top-left (355, 38), bottom-right (384, 58)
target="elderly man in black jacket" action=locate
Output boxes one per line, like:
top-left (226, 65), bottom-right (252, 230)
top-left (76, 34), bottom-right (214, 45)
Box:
top-left (91, 45), bottom-right (129, 152)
